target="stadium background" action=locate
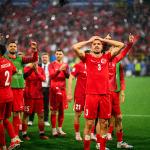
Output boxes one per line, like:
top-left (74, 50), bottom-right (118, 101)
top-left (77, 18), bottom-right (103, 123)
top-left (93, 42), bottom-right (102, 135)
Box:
top-left (1, 0), bottom-right (150, 149)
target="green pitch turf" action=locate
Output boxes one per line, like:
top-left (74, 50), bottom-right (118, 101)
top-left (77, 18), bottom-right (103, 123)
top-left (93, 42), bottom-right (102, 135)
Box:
top-left (7, 77), bottom-right (150, 150)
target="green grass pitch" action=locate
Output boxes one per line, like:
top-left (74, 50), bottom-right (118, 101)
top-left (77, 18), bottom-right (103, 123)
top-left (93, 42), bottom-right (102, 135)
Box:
top-left (7, 77), bottom-right (150, 150)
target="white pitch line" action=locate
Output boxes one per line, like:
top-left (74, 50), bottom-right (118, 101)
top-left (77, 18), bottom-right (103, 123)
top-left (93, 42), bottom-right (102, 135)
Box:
top-left (65, 113), bottom-right (150, 117)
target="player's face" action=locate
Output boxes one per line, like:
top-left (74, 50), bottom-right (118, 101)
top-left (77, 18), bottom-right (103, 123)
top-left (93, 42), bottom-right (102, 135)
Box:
top-left (91, 39), bottom-right (103, 53)
top-left (42, 55), bottom-right (49, 64)
top-left (7, 43), bottom-right (17, 54)
top-left (55, 51), bottom-right (63, 61)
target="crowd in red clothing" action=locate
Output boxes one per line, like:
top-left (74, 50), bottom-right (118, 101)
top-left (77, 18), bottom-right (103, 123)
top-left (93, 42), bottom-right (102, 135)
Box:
top-left (0, 1), bottom-right (149, 67)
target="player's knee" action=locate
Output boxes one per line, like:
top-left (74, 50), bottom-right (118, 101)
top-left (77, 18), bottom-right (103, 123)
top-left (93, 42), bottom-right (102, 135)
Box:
top-left (86, 120), bottom-right (94, 129)
top-left (51, 111), bottom-right (57, 115)
top-left (100, 119), bottom-right (108, 129)
top-left (116, 115), bottom-right (122, 123)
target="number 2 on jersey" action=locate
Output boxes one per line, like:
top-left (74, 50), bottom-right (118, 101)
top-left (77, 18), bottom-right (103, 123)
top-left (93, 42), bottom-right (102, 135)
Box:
top-left (5, 70), bottom-right (10, 86)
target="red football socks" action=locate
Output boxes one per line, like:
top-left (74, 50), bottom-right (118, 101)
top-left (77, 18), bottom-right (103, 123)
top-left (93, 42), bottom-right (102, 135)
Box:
top-left (84, 136), bottom-right (91, 150)
top-left (22, 123), bottom-right (28, 133)
top-left (13, 115), bottom-right (21, 135)
top-left (38, 122), bottom-right (44, 132)
top-left (117, 131), bottom-right (123, 142)
top-left (51, 114), bottom-right (56, 128)
top-left (0, 123), bottom-right (6, 146)
top-left (99, 136), bottom-right (107, 150)
top-left (58, 112), bottom-right (64, 127)
top-left (3, 119), bottom-right (16, 138)
top-left (108, 125), bottom-right (114, 134)
top-left (74, 123), bottom-right (80, 132)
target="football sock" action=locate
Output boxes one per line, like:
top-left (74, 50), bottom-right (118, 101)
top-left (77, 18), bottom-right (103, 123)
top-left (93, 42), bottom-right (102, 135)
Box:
top-left (3, 119), bottom-right (16, 138)
top-left (91, 125), bottom-right (95, 133)
top-left (84, 135), bottom-right (91, 150)
top-left (51, 114), bottom-right (56, 128)
top-left (108, 125), bottom-right (114, 134)
top-left (58, 111), bottom-right (64, 127)
top-left (74, 123), bottom-right (80, 132)
top-left (0, 123), bottom-right (6, 146)
top-left (13, 115), bottom-right (21, 135)
top-left (22, 123), bottom-right (28, 134)
top-left (116, 131), bottom-right (123, 142)
top-left (100, 136), bottom-right (107, 150)
top-left (38, 122), bottom-right (44, 133)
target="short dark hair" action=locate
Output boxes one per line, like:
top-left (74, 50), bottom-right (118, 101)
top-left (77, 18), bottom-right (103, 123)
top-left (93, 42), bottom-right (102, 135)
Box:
top-left (55, 49), bottom-right (64, 53)
top-left (7, 40), bottom-right (17, 45)
top-left (42, 52), bottom-right (49, 56)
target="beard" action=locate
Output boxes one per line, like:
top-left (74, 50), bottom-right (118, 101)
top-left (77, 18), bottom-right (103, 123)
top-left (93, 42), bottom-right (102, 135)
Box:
top-left (9, 51), bottom-right (17, 55)
top-left (93, 51), bottom-right (100, 54)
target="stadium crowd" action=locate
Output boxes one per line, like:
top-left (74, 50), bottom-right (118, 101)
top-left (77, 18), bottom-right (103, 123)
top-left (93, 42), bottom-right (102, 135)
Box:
top-left (0, 0), bottom-right (150, 76)
top-left (0, 1), bottom-right (149, 150)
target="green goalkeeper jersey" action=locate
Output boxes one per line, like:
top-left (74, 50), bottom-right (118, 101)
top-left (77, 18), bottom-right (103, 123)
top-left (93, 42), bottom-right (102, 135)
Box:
top-left (5, 55), bottom-right (25, 88)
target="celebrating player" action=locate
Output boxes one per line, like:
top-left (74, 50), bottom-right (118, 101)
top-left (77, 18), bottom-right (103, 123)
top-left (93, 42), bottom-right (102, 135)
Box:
top-left (5, 40), bottom-right (38, 135)
top-left (72, 35), bottom-right (124, 150)
top-left (0, 34), bottom-right (21, 150)
top-left (22, 61), bottom-right (48, 140)
top-left (49, 49), bottom-right (69, 136)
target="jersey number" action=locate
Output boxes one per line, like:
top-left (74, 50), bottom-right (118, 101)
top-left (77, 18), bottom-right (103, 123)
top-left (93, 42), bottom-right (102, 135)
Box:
top-left (5, 70), bottom-right (10, 86)
top-left (75, 104), bottom-right (81, 111)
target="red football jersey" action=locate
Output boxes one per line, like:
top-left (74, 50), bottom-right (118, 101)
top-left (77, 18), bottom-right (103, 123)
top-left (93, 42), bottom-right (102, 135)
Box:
top-left (83, 53), bottom-right (111, 94)
top-left (71, 61), bottom-right (87, 97)
top-left (108, 43), bottom-right (132, 91)
top-left (0, 57), bottom-right (16, 103)
top-left (24, 66), bottom-right (45, 99)
top-left (49, 61), bottom-right (69, 90)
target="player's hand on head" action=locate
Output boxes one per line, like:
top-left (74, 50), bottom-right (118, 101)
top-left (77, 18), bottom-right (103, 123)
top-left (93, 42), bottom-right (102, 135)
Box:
top-left (88, 36), bottom-right (101, 43)
top-left (30, 41), bottom-right (37, 51)
top-left (128, 33), bottom-right (134, 43)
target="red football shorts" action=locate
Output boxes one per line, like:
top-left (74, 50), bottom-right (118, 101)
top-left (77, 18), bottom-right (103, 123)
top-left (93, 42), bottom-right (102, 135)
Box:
top-left (24, 99), bottom-right (44, 115)
top-left (0, 101), bottom-right (12, 120)
top-left (110, 91), bottom-right (121, 116)
top-left (12, 88), bottom-right (24, 112)
top-left (50, 88), bottom-right (67, 111)
top-left (84, 94), bottom-right (111, 119)
top-left (74, 96), bottom-right (85, 112)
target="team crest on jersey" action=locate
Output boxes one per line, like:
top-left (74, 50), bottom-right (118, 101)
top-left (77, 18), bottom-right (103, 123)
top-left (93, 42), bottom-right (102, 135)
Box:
top-left (101, 58), bottom-right (107, 64)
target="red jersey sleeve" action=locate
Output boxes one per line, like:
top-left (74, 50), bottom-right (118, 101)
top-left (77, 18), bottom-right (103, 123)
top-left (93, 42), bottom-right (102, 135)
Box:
top-left (49, 62), bottom-right (60, 79)
top-left (63, 64), bottom-right (70, 78)
top-left (22, 51), bottom-right (38, 64)
top-left (113, 42), bottom-right (133, 63)
top-left (120, 64), bottom-right (125, 90)
top-left (71, 64), bottom-right (78, 77)
top-left (36, 67), bottom-right (46, 81)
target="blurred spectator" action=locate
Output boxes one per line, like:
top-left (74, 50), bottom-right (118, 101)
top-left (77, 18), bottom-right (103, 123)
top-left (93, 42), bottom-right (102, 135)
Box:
top-left (0, 0), bottom-right (149, 75)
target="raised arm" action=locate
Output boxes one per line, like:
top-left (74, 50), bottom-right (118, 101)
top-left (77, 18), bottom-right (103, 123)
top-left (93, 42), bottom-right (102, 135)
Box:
top-left (22, 41), bottom-right (38, 64)
top-left (113, 34), bottom-right (134, 63)
top-left (120, 64), bottom-right (125, 103)
top-left (100, 37), bottom-right (124, 57)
